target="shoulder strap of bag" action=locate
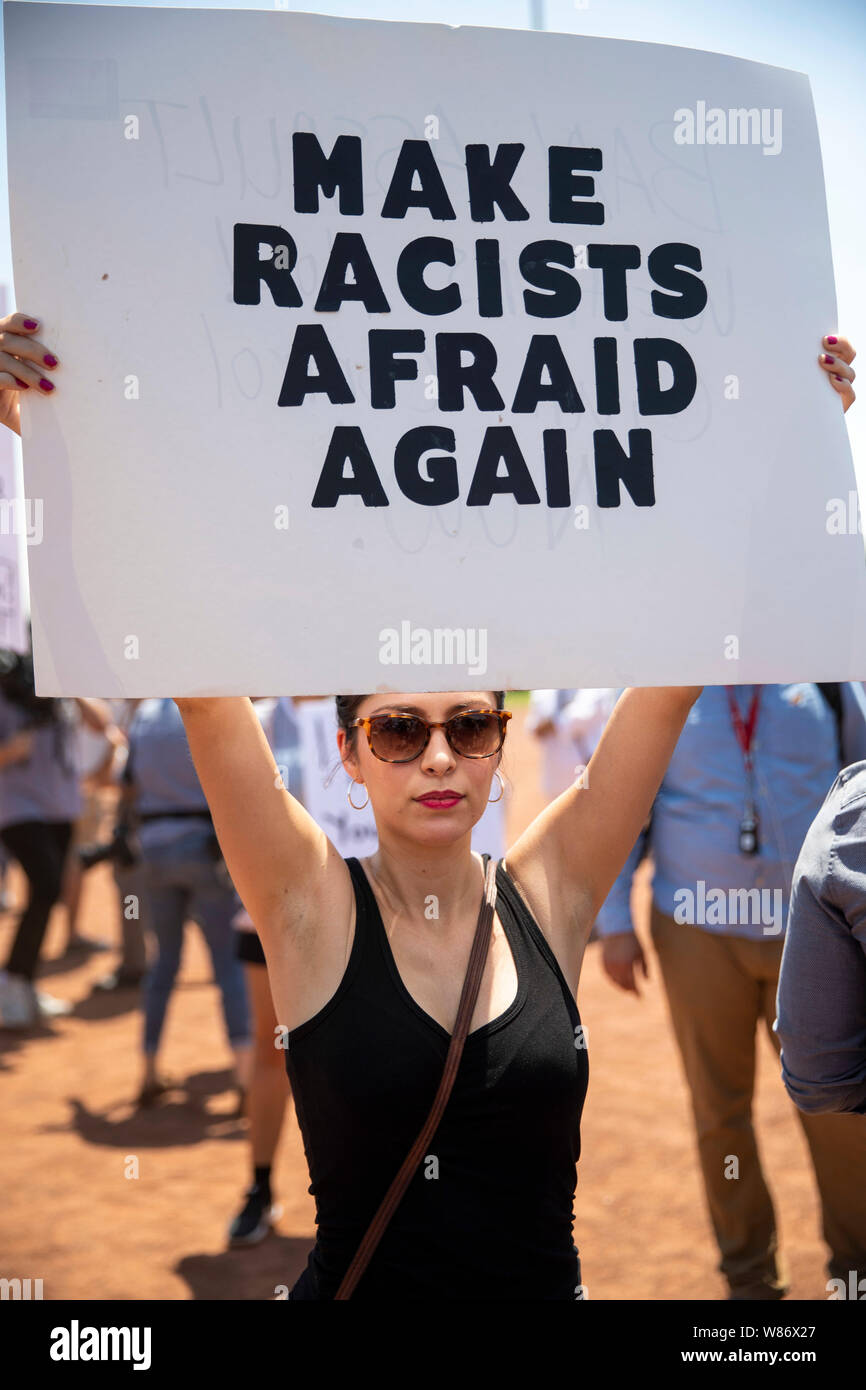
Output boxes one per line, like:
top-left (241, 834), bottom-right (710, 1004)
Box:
top-left (334, 854), bottom-right (498, 1300)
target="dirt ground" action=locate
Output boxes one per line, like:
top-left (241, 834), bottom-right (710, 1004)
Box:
top-left (0, 704), bottom-right (834, 1301)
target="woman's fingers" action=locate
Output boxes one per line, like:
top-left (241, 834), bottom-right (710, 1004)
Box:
top-left (0, 359), bottom-right (54, 392)
top-left (0, 311), bottom-right (46, 338)
top-left (820, 334), bottom-right (856, 412)
top-left (0, 329), bottom-right (58, 370)
top-left (823, 333), bottom-right (856, 365)
top-left (830, 374), bottom-right (856, 412)
top-left (821, 355), bottom-right (855, 389)
top-left (0, 314), bottom-right (59, 393)
top-left (820, 349), bottom-right (855, 384)
top-left (0, 372), bottom-right (29, 390)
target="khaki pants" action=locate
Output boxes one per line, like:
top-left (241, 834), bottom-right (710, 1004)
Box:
top-left (650, 904), bottom-right (866, 1298)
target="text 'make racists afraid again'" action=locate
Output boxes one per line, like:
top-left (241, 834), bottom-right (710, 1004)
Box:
top-left (232, 135), bottom-right (709, 510)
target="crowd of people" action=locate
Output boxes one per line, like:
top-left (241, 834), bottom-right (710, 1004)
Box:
top-left (0, 663), bottom-right (864, 1295)
top-left (0, 315), bottom-right (863, 1300)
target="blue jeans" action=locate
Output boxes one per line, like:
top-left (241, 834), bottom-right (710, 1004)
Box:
top-left (138, 823), bottom-right (251, 1056)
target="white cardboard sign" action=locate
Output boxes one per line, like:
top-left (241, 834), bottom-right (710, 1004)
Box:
top-left (5, 4), bottom-right (865, 694)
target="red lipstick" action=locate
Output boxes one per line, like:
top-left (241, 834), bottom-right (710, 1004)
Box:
top-left (416, 791), bottom-right (464, 809)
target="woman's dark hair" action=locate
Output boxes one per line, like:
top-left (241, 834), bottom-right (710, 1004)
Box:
top-left (0, 648), bottom-right (56, 721)
top-left (336, 690), bottom-right (507, 755)
top-left (0, 648), bottom-right (76, 776)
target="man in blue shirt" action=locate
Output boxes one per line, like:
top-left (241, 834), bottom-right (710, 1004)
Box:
top-left (596, 683), bottom-right (866, 1300)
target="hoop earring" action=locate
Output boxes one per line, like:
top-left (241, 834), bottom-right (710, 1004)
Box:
top-left (347, 781), bottom-right (369, 811)
top-left (488, 769), bottom-right (505, 804)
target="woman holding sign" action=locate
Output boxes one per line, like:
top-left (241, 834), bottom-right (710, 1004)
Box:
top-left (1, 314), bottom-right (855, 1299)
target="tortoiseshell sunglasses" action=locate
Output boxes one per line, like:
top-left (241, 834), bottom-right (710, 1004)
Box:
top-left (350, 709), bottom-right (512, 763)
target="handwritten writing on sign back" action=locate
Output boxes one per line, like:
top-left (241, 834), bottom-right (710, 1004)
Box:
top-left (5, 4), bottom-right (864, 694)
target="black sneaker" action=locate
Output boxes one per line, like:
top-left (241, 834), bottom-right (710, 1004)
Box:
top-left (227, 1184), bottom-right (279, 1247)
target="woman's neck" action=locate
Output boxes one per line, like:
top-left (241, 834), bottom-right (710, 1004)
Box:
top-left (363, 838), bottom-right (485, 926)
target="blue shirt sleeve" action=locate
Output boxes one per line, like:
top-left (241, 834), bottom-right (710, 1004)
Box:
top-left (775, 764), bottom-right (866, 1114)
top-left (593, 820), bottom-right (652, 937)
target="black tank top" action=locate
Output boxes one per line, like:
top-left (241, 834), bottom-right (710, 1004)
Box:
top-left (285, 853), bottom-right (589, 1301)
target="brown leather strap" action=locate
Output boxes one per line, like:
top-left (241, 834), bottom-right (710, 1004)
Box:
top-left (334, 855), bottom-right (498, 1300)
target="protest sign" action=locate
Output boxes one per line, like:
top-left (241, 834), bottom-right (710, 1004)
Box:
top-left (5, 3), bottom-right (865, 694)
top-left (296, 698), bottom-right (380, 858)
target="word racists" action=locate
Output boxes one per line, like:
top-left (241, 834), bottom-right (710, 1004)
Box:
top-left (234, 227), bottom-right (708, 324)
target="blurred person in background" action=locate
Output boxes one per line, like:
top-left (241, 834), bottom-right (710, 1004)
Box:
top-left (90, 699), bottom-right (150, 993)
top-left (560, 689), bottom-right (617, 773)
top-left (59, 695), bottom-right (126, 956)
top-left (227, 694), bottom-right (306, 1247)
top-left (525, 690), bottom-right (578, 801)
top-left (122, 697), bottom-right (252, 1108)
top-left (0, 648), bottom-right (112, 1027)
top-left (597, 681), bottom-right (866, 1300)
top-left (0, 840), bottom-right (14, 912)
top-left (526, 689), bottom-right (615, 801)
top-left (776, 760), bottom-right (866, 1120)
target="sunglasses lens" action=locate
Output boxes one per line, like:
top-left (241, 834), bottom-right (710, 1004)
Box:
top-left (449, 712), bottom-right (502, 757)
top-left (370, 715), bottom-right (426, 761)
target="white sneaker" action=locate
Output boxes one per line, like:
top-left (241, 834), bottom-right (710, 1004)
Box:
top-left (33, 988), bottom-right (73, 1018)
top-left (0, 970), bottom-right (38, 1028)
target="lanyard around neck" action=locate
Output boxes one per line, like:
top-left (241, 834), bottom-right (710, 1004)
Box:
top-left (725, 685), bottom-right (761, 778)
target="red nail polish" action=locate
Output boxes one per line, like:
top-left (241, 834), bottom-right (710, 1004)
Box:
top-left (12, 377), bottom-right (29, 389)
top-left (826, 335), bottom-right (838, 345)
top-left (824, 354), bottom-right (835, 363)
top-left (22, 319), bottom-right (38, 330)
top-left (43, 354), bottom-right (58, 367)
top-left (834, 375), bottom-right (844, 382)
top-left (38, 378), bottom-right (54, 391)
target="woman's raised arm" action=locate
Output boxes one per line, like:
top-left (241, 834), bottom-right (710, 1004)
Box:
top-left (505, 686), bottom-right (700, 962)
top-left (174, 696), bottom-right (343, 938)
